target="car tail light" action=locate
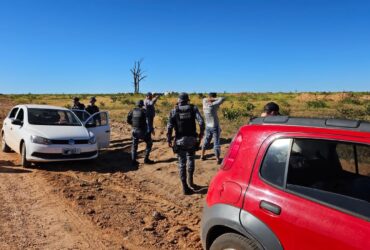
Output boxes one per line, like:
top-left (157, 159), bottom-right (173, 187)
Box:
top-left (222, 133), bottom-right (243, 170)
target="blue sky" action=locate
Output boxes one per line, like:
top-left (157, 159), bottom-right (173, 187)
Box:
top-left (1, 0), bottom-right (370, 94)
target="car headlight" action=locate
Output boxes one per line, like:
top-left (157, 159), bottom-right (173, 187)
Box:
top-left (30, 135), bottom-right (51, 145)
top-left (89, 135), bottom-right (96, 144)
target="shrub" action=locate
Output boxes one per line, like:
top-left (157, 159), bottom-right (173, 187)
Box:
top-left (336, 106), bottom-right (366, 119)
top-left (120, 98), bottom-right (135, 106)
top-left (161, 116), bottom-right (169, 127)
top-left (110, 96), bottom-right (118, 103)
top-left (306, 100), bottom-right (328, 109)
top-left (64, 104), bottom-right (72, 109)
top-left (341, 97), bottom-right (361, 105)
top-left (99, 102), bottom-right (105, 108)
top-left (222, 108), bottom-right (250, 121)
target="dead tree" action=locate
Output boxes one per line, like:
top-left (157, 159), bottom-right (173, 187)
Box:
top-left (130, 59), bottom-right (147, 94)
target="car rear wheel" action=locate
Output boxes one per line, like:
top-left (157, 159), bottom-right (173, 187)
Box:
top-left (1, 132), bottom-right (11, 152)
top-left (21, 143), bottom-right (31, 168)
top-left (210, 233), bottom-right (261, 250)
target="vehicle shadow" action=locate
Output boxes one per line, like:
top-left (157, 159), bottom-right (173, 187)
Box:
top-left (31, 147), bottom-right (138, 173)
top-left (0, 165), bottom-right (32, 174)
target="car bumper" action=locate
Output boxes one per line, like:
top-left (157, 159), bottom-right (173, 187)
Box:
top-left (27, 143), bottom-right (98, 162)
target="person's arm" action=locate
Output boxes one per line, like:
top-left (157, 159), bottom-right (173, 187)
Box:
top-left (152, 95), bottom-right (160, 104)
top-left (166, 110), bottom-right (176, 147)
top-left (127, 110), bottom-right (133, 125)
top-left (208, 97), bottom-right (225, 107)
top-left (194, 106), bottom-right (205, 139)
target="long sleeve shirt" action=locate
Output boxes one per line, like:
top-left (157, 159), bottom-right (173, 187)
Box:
top-left (202, 97), bottom-right (225, 128)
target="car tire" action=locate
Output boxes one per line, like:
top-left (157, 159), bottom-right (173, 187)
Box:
top-left (21, 143), bottom-right (31, 168)
top-left (210, 232), bottom-right (261, 250)
top-left (1, 132), bottom-right (11, 153)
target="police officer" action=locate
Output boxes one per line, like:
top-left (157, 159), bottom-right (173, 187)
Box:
top-left (86, 96), bottom-right (100, 115)
top-left (127, 100), bottom-right (154, 165)
top-left (72, 97), bottom-right (85, 110)
top-left (167, 93), bottom-right (205, 195)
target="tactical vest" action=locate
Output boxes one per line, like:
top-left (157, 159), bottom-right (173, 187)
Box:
top-left (175, 104), bottom-right (197, 137)
top-left (132, 108), bottom-right (146, 129)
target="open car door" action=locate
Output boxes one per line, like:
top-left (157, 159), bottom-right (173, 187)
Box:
top-left (71, 109), bottom-right (91, 123)
top-left (84, 111), bottom-right (110, 149)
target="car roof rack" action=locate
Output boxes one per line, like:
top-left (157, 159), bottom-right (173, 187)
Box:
top-left (249, 116), bottom-right (370, 133)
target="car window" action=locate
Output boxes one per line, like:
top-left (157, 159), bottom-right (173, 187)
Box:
top-left (287, 139), bottom-right (370, 219)
top-left (8, 108), bottom-right (19, 118)
top-left (28, 108), bottom-right (81, 126)
top-left (71, 110), bottom-right (90, 122)
top-left (260, 138), bottom-right (292, 187)
top-left (86, 112), bottom-right (108, 127)
top-left (15, 108), bottom-right (24, 122)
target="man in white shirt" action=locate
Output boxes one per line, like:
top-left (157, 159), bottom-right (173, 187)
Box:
top-left (201, 92), bottom-right (225, 164)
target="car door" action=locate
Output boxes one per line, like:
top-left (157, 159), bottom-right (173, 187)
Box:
top-left (243, 133), bottom-right (370, 250)
top-left (84, 111), bottom-right (110, 149)
top-left (3, 107), bottom-right (19, 149)
top-left (71, 109), bottom-right (91, 123)
top-left (10, 108), bottom-right (25, 153)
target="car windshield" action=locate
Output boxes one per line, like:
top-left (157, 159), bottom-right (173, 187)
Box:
top-left (28, 108), bottom-right (82, 126)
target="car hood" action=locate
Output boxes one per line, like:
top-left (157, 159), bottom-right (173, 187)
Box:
top-left (27, 125), bottom-right (90, 140)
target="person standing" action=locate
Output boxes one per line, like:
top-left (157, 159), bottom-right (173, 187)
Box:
top-left (144, 92), bottom-right (160, 136)
top-left (127, 100), bottom-right (154, 165)
top-left (86, 96), bottom-right (101, 125)
top-left (261, 102), bottom-right (280, 117)
top-left (200, 92), bottom-right (225, 164)
top-left (71, 97), bottom-right (85, 110)
top-left (167, 93), bottom-right (205, 195)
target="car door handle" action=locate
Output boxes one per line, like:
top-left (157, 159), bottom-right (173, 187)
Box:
top-left (260, 200), bottom-right (281, 215)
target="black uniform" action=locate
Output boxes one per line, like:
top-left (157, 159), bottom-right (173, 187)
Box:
top-left (127, 107), bottom-right (153, 163)
top-left (72, 102), bottom-right (86, 110)
top-left (167, 103), bottom-right (205, 194)
top-left (86, 104), bottom-right (99, 115)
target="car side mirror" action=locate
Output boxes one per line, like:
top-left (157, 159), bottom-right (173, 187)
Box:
top-left (12, 119), bottom-right (23, 126)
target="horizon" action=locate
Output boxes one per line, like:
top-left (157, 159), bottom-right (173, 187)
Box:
top-left (1, 0), bottom-right (370, 93)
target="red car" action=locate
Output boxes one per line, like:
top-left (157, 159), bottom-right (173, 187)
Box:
top-left (201, 116), bottom-right (370, 250)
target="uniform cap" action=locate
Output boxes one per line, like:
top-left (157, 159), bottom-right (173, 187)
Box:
top-left (90, 96), bottom-right (97, 102)
top-left (146, 92), bottom-right (152, 96)
top-left (73, 97), bottom-right (80, 101)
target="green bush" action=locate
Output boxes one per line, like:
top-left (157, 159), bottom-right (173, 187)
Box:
top-left (110, 95), bottom-right (118, 103)
top-left (341, 97), bottom-right (361, 105)
top-left (306, 100), bottom-right (328, 109)
top-left (222, 108), bottom-right (250, 121)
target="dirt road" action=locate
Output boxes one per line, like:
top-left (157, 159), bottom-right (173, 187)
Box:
top-left (0, 117), bottom-right (229, 249)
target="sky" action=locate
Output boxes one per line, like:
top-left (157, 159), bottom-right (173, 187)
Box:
top-left (0, 0), bottom-right (370, 94)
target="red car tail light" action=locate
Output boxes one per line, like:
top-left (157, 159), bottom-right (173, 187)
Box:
top-left (222, 133), bottom-right (243, 170)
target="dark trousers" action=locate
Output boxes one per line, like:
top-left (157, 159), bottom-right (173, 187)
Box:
top-left (131, 130), bottom-right (152, 161)
top-left (177, 149), bottom-right (195, 183)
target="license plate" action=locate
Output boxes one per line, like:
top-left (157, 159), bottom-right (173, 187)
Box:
top-left (62, 148), bottom-right (81, 155)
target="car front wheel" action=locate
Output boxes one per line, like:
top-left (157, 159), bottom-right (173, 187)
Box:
top-left (210, 233), bottom-right (261, 250)
top-left (1, 132), bottom-right (11, 152)
top-left (21, 143), bottom-right (31, 168)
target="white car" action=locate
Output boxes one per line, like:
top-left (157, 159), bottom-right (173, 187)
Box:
top-left (1, 104), bottom-right (110, 167)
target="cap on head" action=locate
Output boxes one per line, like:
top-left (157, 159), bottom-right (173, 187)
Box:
top-left (209, 92), bottom-right (217, 98)
top-left (178, 92), bottom-right (189, 102)
top-left (90, 96), bottom-right (97, 102)
top-left (136, 100), bottom-right (144, 107)
top-left (264, 102), bottom-right (280, 113)
top-left (73, 97), bottom-right (80, 102)
top-left (146, 92), bottom-right (152, 97)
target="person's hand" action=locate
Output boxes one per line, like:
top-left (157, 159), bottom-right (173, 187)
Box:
top-left (168, 141), bottom-right (173, 148)
top-left (151, 130), bottom-right (155, 136)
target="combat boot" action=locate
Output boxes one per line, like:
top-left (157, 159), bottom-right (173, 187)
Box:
top-left (181, 181), bottom-right (194, 195)
top-left (187, 173), bottom-right (202, 190)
